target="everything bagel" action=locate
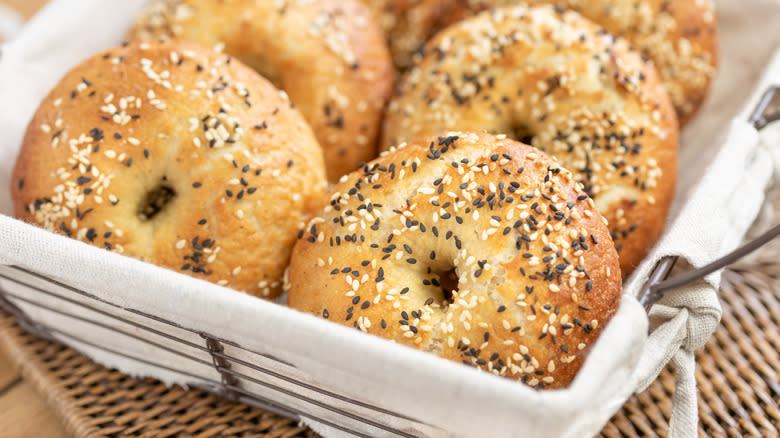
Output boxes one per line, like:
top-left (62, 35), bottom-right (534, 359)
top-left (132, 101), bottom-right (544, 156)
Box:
top-left (359, 0), bottom-right (456, 71)
top-left (382, 5), bottom-right (678, 276)
top-left (12, 40), bottom-right (327, 299)
top-left (130, 0), bottom-right (394, 181)
top-left (287, 132), bottom-right (622, 389)
top-left (444, 0), bottom-right (718, 124)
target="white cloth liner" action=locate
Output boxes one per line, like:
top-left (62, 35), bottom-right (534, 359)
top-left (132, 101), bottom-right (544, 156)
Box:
top-left (0, 1), bottom-right (778, 437)
top-left (0, 4), bottom-right (23, 43)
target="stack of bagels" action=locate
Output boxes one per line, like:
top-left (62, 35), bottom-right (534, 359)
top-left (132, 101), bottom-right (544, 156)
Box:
top-left (11, 0), bottom-right (717, 389)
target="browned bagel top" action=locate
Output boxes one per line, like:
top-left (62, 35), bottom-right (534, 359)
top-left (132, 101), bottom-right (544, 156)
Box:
top-left (130, 0), bottom-right (394, 182)
top-left (12, 40), bottom-right (327, 298)
top-left (444, 0), bottom-right (718, 124)
top-left (381, 5), bottom-right (678, 276)
top-left (287, 132), bottom-right (622, 389)
top-left (359, 0), bottom-right (457, 71)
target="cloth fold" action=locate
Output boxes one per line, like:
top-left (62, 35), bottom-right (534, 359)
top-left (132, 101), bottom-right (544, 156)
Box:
top-left (669, 348), bottom-right (698, 438)
top-left (627, 114), bottom-right (778, 437)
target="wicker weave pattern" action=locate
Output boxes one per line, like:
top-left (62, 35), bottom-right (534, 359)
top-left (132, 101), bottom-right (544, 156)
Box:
top-left (601, 260), bottom-right (780, 437)
top-left (0, 234), bottom-right (778, 437)
top-left (0, 315), bottom-right (318, 438)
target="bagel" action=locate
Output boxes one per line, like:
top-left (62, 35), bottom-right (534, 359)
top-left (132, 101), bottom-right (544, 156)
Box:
top-left (11, 40), bottom-right (327, 299)
top-left (287, 132), bottom-right (622, 389)
top-left (130, 0), bottom-right (394, 182)
top-left (443, 0), bottom-right (718, 124)
top-left (358, 0), bottom-right (456, 71)
top-left (382, 5), bottom-right (678, 276)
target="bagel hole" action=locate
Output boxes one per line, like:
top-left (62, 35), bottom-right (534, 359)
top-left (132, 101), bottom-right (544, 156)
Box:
top-left (139, 179), bottom-right (176, 221)
top-left (437, 268), bottom-right (458, 305)
top-left (509, 124), bottom-right (535, 146)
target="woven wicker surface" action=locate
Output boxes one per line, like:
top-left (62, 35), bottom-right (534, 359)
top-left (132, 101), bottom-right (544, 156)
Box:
top-left (1, 206), bottom-right (778, 437)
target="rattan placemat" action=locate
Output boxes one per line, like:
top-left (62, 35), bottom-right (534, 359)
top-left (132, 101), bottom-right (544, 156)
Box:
top-left (0, 231), bottom-right (778, 437)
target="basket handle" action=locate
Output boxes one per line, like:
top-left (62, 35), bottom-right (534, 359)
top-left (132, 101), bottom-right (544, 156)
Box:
top-left (638, 86), bottom-right (780, 312)
top-left (639, 223), bottom-right (779, 310)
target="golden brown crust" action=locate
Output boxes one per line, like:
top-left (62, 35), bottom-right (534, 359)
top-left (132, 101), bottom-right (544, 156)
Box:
top-left (358, 0), bottom-right (457, 71)
top-left (129, 0), bottom-right (394, 182)
top-left (381, 5), bottom-right (678, 277)
top-left (11, 40), bottom-right (327, 298)
top-left (444, 0), bottom-right (718, 124)
top-left (287, 132), bottom-right (622, 389)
